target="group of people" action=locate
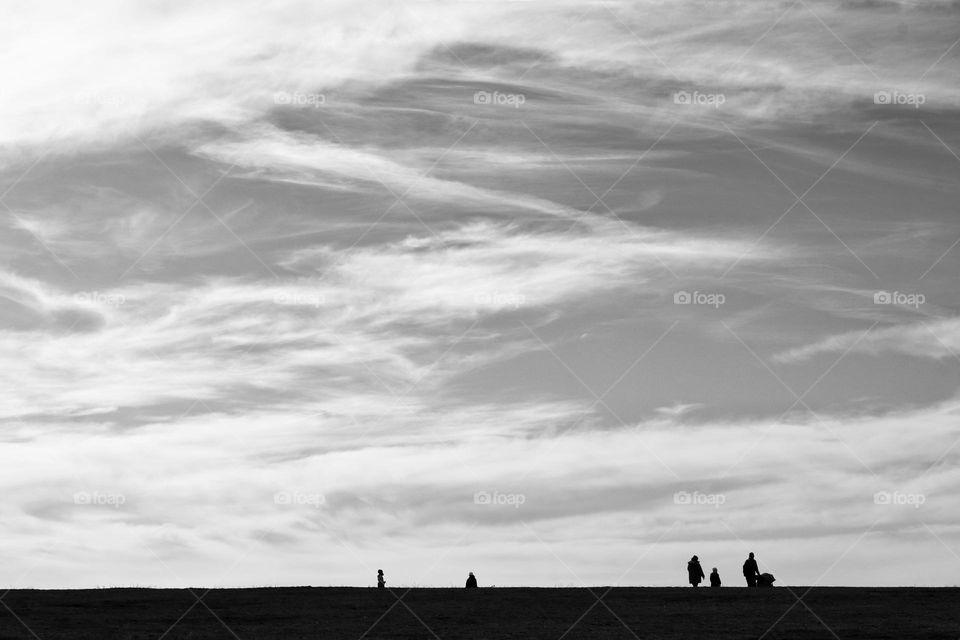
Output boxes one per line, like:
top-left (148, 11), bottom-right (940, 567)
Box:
top-left (687, 552), bottom-right (775, 588)
top-left (377, 570), bottom-right (478, 589)
top-left (376, 556), bottom-right (774, 590)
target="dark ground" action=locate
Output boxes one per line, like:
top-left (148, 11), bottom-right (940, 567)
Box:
top-left (0, 587), bottom-right (957, 639)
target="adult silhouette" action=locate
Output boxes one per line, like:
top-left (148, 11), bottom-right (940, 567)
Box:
top-left (377, 569), bottom-right (385, 589)
top-left (710, 567), bottom-right (721, 587)
top-left (465, 572), bottom-right (478, 588)
top-left (743, 552), bottom-right (760, 587)
top-left (687, 556), bottom-right (705, 587)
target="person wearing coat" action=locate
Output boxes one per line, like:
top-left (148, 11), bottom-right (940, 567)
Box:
top-left (465, 572), bottom-right (478, 588)
top-left (687, 555), bottom-right (705, 587)
top-left (743, 552), bottom-right (761, 587)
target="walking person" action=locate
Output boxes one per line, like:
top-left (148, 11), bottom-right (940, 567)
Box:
top-left (377, 569), bottom-right (385, 589)
top-left (687, 555), bottom-right (705, 587)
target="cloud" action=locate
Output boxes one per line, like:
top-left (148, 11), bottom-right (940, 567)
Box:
top-left (0, 216), bottom-right (771, 421)
top-left (654, 402), bottom-right (703, 418)
top-left (0, 0), bottom-right (494, 150)
top-left (3, 398), bottom-right (959, 587)
top-left (3, 0), bottom-right (959, 156)
top-left (775, 317), bottom-right (960, 363)
top-left (194, 125), bottom-right (586, 219)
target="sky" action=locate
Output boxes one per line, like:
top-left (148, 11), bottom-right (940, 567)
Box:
top-left (0, 0), bottom-right (959, 589)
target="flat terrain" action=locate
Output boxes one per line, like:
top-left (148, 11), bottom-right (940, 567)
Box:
top-left (0, 587), bottom-right (957, 639)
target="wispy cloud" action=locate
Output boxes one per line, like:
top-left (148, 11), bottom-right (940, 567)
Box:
top-left (775, 317), bottom-right (960, 363)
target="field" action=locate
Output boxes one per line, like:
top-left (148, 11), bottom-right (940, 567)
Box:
top-left (0, 587), bottom-right (957, 639)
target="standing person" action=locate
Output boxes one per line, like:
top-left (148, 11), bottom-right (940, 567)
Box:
top-left (377, 569), bottom-right (385, 589)
top-left (465, 572), bottom-right (478, 588)
top-left (710, 568), bottom-right (721, 587)
top-left (743, 552), bottom-right (760, 587)
top-left (687, 556), bottom-right (705, 587)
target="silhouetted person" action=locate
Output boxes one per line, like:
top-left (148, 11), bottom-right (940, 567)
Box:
top-left (465, 572), bottom-right (478, 588)
top-left (710, 567), bottom-right (721, 587)
top-left (757, 572), bottom-right (776, 588)
top-left (377, 569), bottom-right (385, 589)
top-left (743, 552), bottom-right (760, 587)
top-left (687, 555), bottom-right (705, 587)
